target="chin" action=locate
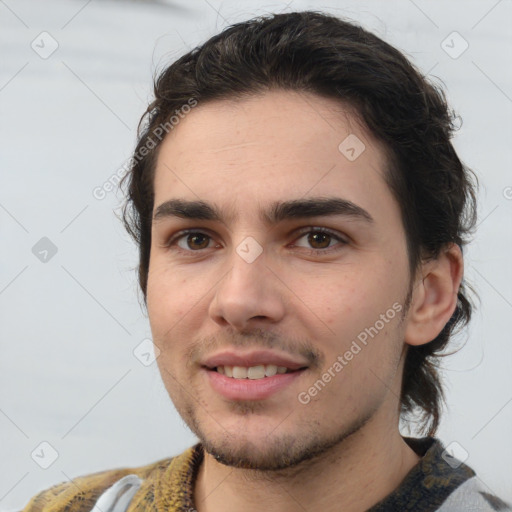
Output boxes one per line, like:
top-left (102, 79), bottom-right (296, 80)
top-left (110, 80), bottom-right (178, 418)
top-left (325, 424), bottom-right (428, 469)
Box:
top-left (202, 434), bottom-right (312, 470)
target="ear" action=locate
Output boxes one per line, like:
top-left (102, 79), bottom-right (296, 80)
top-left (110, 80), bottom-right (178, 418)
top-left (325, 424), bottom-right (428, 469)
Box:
top-left (404, 243), bottom-right (464, 347)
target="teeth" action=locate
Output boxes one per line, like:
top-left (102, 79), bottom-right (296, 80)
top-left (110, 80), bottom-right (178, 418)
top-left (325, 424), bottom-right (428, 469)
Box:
top-left (232, 366), bottom-right (248, 379)
top-left (265, 364), bottom-right (278, 377)
top-left (215, 364), bottom-right (292, 379)
top-left (247, 365), bottom-right (265, 379)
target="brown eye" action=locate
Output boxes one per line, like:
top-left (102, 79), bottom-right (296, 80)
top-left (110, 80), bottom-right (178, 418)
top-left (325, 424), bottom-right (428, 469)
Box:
top-left (307, 231), bottom-right (332, 249)
top-left (183, 233), bottom-right (211, 250)
top-left (164, 230), bottom-right (217, 253)
top-left (292, 228), bottom-right (347, 254)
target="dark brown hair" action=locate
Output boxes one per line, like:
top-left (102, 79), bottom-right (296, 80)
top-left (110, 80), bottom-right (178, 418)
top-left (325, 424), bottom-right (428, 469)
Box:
top-left (120, 10), bottom-right (478, 436)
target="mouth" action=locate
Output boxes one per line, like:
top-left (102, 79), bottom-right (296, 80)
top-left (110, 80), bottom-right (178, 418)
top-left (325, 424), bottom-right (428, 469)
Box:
top-left (202, 364), bottom-right (308, 401)
top-left (204, 364), bottom-right (307, 379)
top-left (200, 349), bottom-right (310, 400)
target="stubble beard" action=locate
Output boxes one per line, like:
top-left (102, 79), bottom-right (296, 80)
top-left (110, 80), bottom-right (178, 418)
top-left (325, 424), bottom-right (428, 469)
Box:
top-left (180, 397), bottom-right (378, 475)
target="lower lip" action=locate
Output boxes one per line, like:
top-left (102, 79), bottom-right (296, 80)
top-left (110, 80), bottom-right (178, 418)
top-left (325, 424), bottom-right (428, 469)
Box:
top-left (204, 368), bottom-right (306, 401)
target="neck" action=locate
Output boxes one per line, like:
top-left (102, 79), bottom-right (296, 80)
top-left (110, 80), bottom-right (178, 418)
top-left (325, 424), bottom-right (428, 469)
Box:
top-left (193, 413), bottom-right (421, 512)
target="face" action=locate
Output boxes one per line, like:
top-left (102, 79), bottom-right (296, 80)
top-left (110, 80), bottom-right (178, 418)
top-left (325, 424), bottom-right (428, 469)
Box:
top-left (147, 90), bottom-right (413, 471)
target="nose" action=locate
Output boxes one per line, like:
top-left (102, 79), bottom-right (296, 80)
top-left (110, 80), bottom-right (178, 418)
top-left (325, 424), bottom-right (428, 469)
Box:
top-left (208, 245), bottom-right (286, 331)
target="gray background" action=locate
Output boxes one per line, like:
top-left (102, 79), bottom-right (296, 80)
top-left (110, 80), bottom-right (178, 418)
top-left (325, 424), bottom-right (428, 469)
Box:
top-left (1, 0), bottom-right (511, 509)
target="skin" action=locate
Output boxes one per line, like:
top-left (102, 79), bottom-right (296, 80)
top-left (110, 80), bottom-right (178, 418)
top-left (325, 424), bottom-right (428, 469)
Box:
top-left (146, 90), bottom-right (463, 512)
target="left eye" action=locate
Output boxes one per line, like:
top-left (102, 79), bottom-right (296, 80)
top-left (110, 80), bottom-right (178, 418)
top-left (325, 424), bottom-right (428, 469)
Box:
top-left (292, 229), bottom-right (347, 251)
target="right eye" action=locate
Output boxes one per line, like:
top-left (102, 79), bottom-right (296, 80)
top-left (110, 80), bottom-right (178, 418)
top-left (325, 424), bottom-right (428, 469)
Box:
top-left (164, 230), bottom-right (220, 254)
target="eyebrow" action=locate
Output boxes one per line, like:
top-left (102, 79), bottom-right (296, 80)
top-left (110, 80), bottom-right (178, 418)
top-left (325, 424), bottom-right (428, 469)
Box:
top-left (153, 197), bottom-right (374, 226)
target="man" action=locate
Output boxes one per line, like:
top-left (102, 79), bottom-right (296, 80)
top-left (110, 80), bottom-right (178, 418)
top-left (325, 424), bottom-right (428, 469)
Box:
top-left (22, 10), bottom-right (510, 512)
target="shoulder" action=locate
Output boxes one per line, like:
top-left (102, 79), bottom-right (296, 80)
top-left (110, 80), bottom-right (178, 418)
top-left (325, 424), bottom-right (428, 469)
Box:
top-left (402, 436), bottom-right (512, 511)
top-left (20, 457), bottom-right (173, 512)
top-left (436, 475), bottom-right (512, 512)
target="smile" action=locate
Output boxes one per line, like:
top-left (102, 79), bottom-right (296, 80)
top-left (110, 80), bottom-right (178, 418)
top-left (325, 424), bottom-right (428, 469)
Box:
top-left (215, 364), bottom-right (301, 379)
top-left (204, 366), bottom-right (307, 400)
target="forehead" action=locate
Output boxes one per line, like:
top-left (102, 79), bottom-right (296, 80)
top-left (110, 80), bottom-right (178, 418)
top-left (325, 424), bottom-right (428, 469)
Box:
top-left (152, 90), bottom-right (394, 223)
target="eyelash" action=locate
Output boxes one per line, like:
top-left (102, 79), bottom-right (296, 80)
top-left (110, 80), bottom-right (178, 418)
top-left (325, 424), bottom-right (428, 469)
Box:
top-left (163, 227), bottom-right (348, 256)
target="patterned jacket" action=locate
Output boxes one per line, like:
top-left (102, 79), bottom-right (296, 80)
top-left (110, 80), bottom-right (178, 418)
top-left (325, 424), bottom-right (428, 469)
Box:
top-left (20, 437), bottom-right (511, 511)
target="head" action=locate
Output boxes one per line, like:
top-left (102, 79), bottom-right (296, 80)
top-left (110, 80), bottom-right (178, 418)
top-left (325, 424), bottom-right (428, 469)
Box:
top-left (120, 10), bottom-right (478, 467)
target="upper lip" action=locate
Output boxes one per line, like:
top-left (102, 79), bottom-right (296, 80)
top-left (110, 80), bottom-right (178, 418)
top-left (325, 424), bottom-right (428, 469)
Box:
top-left (202, 350), bottom-right (309, 371)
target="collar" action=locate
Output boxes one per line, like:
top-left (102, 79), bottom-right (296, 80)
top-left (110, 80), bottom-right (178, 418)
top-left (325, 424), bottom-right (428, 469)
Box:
top-left (143, 437), bottom-right (474, 512)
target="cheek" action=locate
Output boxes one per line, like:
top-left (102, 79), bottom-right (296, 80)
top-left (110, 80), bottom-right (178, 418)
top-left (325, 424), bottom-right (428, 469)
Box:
top-left (312, 272), bottom-right (405, 357)
top-left (147, 265), bottom-right (188, 335)
top-left (312, 276), bottom-right (379, 328)
top-left (147, 263), bottom-right (211, 367)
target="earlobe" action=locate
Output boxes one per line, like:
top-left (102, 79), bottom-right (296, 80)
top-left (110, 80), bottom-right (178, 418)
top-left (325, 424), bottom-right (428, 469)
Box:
top-left (404, 243), bottom-right (463, 347)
